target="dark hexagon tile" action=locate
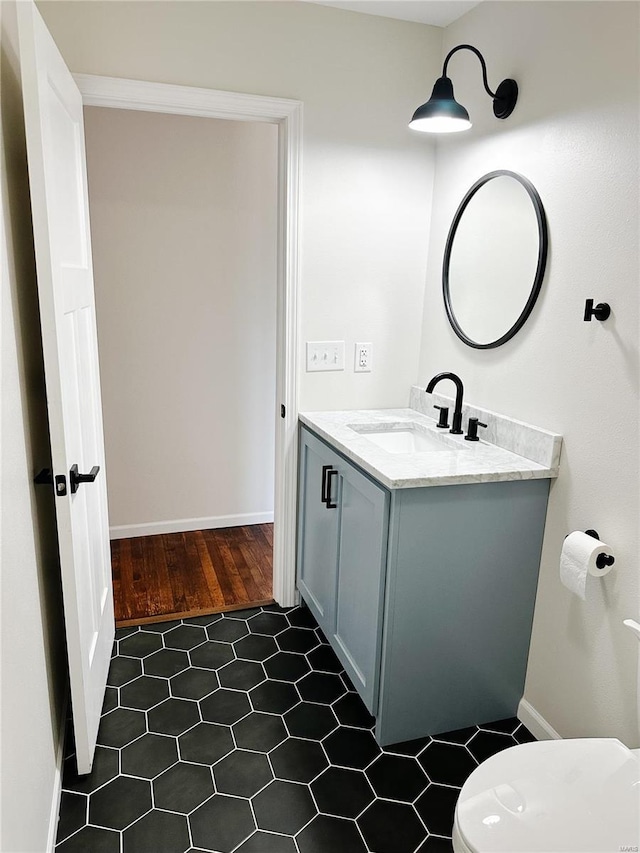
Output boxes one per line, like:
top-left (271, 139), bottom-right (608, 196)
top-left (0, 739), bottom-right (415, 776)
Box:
top-left (170, 667), bottom-right (219, 700)
top-left (120, 675), bottom-right (169, 710)
top-left (271, 738), bottom-right (327, 783)
top-left (190, 794), bottom-right (255, 852)
top-left (218, 659), bottom-right (265, 690)
top-left (123, 809), bottom-right (190, 853)
top-left (415, 784), bottom-right (459, 836)
top-left (213, 749), bottom-right (273, 797)
top-left (366, 754), bottom-right (428, 802)
top-left (386, 737), bottom-right (431, 757)
top-left (514, 723), bottom-right (536, 744)
top-left (286, 605), bottom-right (317, 629)
top-left (183, 613), bottom-right (223, 626)
top-left (101, 686), bottom-right (119, 715)
top-left (234, 634), bottom-right (278, 661)
top-left (62, 746), bottom-right (119, 794)
top-left (333, 693), bottom-right (375, 729)
top-left (261, 603), bottom-right (289, 613)
top-left (148, 698), bottom-right (199, 736)
top-left (358, 800), bottom-right (426, 853)
top-left (264, 651), bottom-right (310, 682)
top-left (276, 627), bottom-right (318, 653)
top-left (207, 619), bottom-right (248, 643)
top-left (56, 825), bottom-right (119, 853)
top-left (55, 791), bottom-right (87, 843)
top-left (297, 814), bottom-right (367, 853)
top-left (115, 626), bottom-right (139, 640)
top-left (121, 732), bottom-right (178, 779)
top-left (226, 606), bottom-right (262, 618)
top-left (233, 712), bottom-right (287, 752)
top-left (479, 717), bottom-right (520, 735)
top-left (140, 620), bottom-right (182, 633)
top-left (89, 775), bottom-right (151, 830)
top-left (97, 707), bottom-right (146, 748)
top-left (190, 641), bottom-right (234, 670)
top-left (200, 688), bottom-right (251, 725)
top-left (164, 624), bottom-right (208, 651)
top-left (144, 648), bottom-right (190, 678)
top-left (419, 742), bottom-right (477, 786)
top-left (284, 703), bottom-right (337, 740)
top-left (341, 671), bottom-right (357, 693)
top-left (249, 680), bottom-right (299, 714)
top-left (311, 767), bottom-right (374, 819)
top-left (153, 762), bottom-right (214, 813)
top-left (179, 722), bottom-right (234, 764)
top-left (307, 644), bottom-right (343, 673)
top-left (248, 612), bottom-right (288, 636)
top-left (323, 728), bottom-right (381, 770)
top-left (417, 836), bottom-right (455, 852)
top-left (467, 730), bottom-right (515, 764)
top-left (235, 831), bottom-right (297, 853)
top-left (297, 672), bottom-right (345, 704)
top-left (252, 780), bottom-right (317, 834)
top-left (107, 655), bottom-right (142, 687)
top-left (432, 726), bottom-right (477, 745)
top-left (119, 631), bottom-right (163, 658)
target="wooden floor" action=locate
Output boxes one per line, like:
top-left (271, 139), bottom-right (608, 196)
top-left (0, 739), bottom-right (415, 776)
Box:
top-left (111, 524), bottom-right (273, 627)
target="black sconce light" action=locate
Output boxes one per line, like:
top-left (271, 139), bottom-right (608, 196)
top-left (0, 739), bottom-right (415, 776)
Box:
top-left (409, 44), bottom-right (518, 133)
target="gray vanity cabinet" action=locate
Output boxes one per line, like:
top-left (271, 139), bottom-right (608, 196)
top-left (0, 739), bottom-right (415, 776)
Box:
top-left (297, 427), bottom-right (389, 713)
top-left (297, 425), bottom-right (550, 746)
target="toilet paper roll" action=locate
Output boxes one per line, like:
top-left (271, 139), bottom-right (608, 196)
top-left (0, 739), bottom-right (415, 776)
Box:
top-left (560, 531), bottom-right (615, 600)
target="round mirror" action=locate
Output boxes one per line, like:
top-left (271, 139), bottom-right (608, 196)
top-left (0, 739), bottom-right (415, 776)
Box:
top-left (443, 170), bottom-right (548, 349)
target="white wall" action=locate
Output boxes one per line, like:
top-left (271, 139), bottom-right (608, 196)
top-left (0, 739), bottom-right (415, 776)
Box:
top-left (38, 0), bottom-right (442, 413)
top-left (84, 108), bottom-right (278, 533)
top-left (418, 1), bottom-right (639, 745)
top-left (0, 2), bottom-right (66, 849)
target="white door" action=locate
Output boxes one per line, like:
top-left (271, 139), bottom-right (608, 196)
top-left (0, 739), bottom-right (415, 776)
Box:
top-left (18, 2), bottom-right (114, 774)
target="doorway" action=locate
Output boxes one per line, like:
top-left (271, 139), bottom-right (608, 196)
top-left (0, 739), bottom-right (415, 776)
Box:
top-left (84, 106), bottom-right (278, 625)
top-left (76, 74), bottom-right (302, 619)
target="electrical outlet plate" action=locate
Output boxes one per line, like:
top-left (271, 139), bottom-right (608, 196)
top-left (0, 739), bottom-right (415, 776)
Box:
top-left (354, 342), bottom-right (372, 372)
top-left (306, 341), bottom-right (345, 372)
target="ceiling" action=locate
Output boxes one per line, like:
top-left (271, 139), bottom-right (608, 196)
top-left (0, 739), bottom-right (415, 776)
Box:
top-left (301, 1), bottom-right (481, 28)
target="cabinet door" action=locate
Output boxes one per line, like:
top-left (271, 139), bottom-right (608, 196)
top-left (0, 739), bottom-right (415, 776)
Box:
top-left (331, 460), bottom-right (389, 714)
top-left (297, 429), bottom-right (340, 635)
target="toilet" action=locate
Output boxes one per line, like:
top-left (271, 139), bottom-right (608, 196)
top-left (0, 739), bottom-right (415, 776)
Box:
top-left (452, 737), bottom-right (640, 852)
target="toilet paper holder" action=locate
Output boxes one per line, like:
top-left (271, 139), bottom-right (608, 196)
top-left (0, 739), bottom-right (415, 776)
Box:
top-left (584, 529), bottom-right (615, 570)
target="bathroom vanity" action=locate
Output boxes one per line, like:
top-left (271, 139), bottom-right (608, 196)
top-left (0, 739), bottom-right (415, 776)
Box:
top-left (297, 388), bottom-right (562, 746)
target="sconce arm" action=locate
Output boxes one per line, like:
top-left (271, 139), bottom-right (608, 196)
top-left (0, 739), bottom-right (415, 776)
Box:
top-left (442, 44), bottom-right (496, 99)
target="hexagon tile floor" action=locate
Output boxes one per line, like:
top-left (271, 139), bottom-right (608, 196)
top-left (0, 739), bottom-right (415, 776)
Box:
top-left (56, 604), bottom-right (535, 853)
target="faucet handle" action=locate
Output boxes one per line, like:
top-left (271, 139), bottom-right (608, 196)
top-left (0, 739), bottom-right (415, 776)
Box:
top-left (465, 417), bottom-right (487, 442)
top-left (433, 405), bottom-right (450, 429)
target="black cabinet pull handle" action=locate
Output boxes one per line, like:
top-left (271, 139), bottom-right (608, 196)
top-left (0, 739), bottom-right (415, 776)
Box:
top-left (325, 469), bottom-right (338, 509)
top-left (70, 464), bottom-right (100, 494)
top-left (321, 465), bottom-right (339, 509)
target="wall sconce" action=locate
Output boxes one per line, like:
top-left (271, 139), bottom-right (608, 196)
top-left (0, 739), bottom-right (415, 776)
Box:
top-left (409, 44), bottom-right (518, 133)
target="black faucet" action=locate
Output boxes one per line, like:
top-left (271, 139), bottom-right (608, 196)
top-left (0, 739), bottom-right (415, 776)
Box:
top-left (425, 372), bottom-right (465, 434)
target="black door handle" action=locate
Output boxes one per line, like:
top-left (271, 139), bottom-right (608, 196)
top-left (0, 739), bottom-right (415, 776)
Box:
top-left (321, 465), bottom-right (338, 509)
top-left (70, 464), bottom-right (100, 494)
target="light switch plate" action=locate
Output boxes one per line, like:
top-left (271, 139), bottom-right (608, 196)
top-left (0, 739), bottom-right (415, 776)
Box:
top-left (306, 341), bottom-right (345, 372)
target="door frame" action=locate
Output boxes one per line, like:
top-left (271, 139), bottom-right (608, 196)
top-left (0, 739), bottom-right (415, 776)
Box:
top-left (75, 74), bottom-right (302, 607)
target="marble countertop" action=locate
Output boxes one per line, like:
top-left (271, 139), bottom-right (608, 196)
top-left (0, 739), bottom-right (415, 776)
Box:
top-left (299, 407), bottom-right (561, 490)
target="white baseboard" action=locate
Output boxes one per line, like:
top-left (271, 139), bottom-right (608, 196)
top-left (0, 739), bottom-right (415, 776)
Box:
top-left (47, 692), bottom-right (69, 852)
top-left (110, 512), bottom-right (275, 540)
top-left (518, 698), bottom-right (562, 741)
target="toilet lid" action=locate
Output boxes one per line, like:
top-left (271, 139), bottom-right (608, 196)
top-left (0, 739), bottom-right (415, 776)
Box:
top-left (455, 738), bottom-right (640, 853)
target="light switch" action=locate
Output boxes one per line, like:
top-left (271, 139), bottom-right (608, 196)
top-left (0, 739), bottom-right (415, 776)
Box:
top-left (306, 341), bottom-right (345, 372)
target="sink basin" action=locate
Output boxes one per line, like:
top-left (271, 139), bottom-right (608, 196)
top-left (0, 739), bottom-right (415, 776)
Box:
top-left (347, 422), bottom-right (465, 454)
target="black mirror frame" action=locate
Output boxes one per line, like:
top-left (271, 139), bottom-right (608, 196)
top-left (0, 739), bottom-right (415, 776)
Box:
top-left (442, 169), bottom-right (548, 349)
